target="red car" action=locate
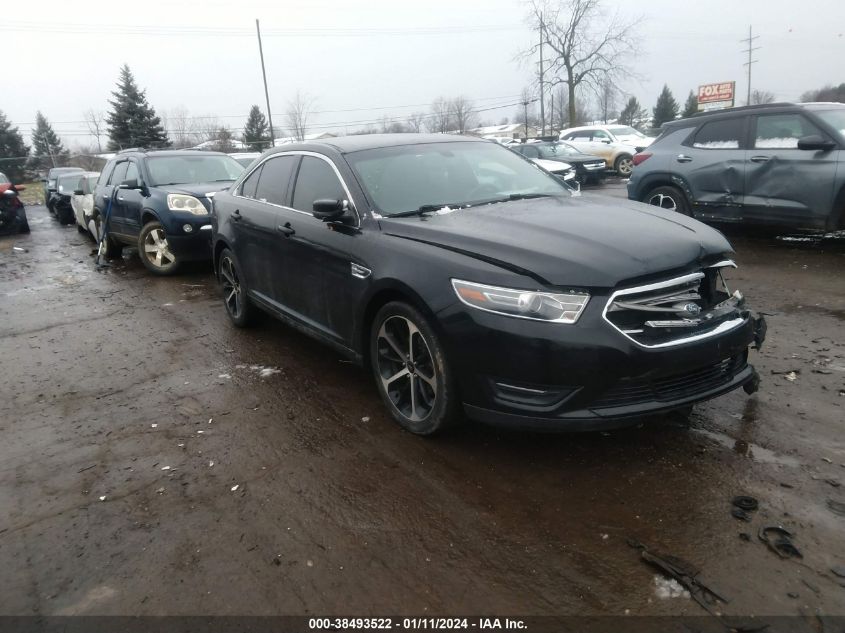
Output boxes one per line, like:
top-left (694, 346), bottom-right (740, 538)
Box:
top-left (0, 171), bottom-right (30, 235)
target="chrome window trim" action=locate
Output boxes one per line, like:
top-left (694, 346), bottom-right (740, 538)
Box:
top-left (602, 272), bottom-right (744, 349)
top-left (232, 150), bottom-right (361, 228)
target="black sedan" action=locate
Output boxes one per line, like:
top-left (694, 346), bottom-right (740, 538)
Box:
top-left (211, 134), bottom-right (765, 435)
top-left (511, 141), bottom-right (607, 184)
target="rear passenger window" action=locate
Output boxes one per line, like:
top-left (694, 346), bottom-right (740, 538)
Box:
top-left (291, 156), bottom-right (346, 213)
top-left (255, 156), bottom-right (297, 206)
top-left (98, 162), bottom-right (116, 186)
top-left (692, 118), bottom-right (745, 149)
top-left (240, 164), bottom-right (263, 198)
top-left (754, 114), bottom-right (822, 149)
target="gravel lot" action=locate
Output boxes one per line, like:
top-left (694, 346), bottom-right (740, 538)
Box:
top-left (1, 182), bottom-right (844, 625)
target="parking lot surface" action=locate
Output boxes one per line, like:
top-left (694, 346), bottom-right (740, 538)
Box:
top-left (1, 183), bottom-right (844, 620)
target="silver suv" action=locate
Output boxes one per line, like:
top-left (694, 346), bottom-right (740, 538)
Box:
top-left (627, 103), bottom-right (845, 232)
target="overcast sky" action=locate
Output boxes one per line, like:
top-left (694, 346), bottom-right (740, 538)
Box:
top-left (5, 0), bottom-right (844, 148)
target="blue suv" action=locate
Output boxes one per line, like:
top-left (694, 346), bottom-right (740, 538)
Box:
top-left (94, 149), bottom-right (244, 274)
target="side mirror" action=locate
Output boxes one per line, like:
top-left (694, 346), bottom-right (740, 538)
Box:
top-left (797, 135), bottom-right (835, 151)
top-left (120, 178), bottom-right (142, 190)
top-left (73, 189), bottom-right (84, 196)
top-left (600, 139), bottom-right (611, 144)
top-left (2, 189), bottom-right (17, 199)
top-left (312, 198), bottom-right (346, 221)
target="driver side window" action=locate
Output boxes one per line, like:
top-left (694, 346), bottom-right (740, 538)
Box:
top-left (109, 162), bottom-right (129, 185)
top-left (291, 156), bottom-right (346, 213)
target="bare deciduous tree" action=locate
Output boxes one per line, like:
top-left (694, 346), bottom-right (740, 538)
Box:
top-left (553, 85), bottom-right (569, 130)
top-left (750, 90), bottom-right (776, 105)
top-left (166, 106), bottom-right (200, 148)
top-left (286, 92), bottom-right (315, 142)
top-left (425, 97), bottom-right (452, 134)
top-left (594, 76), bottom-right (619, 123)
top-left (526, 0), bottom-right (640, 128)
top-left (83, 109), bottom-right (105, 152)
top-left (406, 112), bottom-right (426, 133)
top-left (448, 96), bottom-right (477, 134)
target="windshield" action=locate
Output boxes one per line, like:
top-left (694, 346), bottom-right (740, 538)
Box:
top-left (0, 172), bottom-right (9, 185)
top-left (147, 155), bottom-right (244, 186)
top-left (346, 141), bottom-right (568, 216)
top-left (814, 109), bottom-right (845, 140)
top-left (233, 155), bottom-right (260, 167)
top-left (608, 126), bottom-right (645, 138)
top-left (537, 143), bottom-right (583, 158)
top-left (57, 174), bottom-right (82, 193)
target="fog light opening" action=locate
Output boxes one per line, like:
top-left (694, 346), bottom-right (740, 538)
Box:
top-left (183, 224), bottom-right (193, 233)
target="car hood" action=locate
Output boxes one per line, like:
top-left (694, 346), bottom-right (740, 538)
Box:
top-left (156, 182), bottom-right (234, 197)
top-left (542, 154), bottom-right (605, 164)
top-left (618, 135), bottom-right (654, 148)
top-left (379, 196), bottom-right (732, 288)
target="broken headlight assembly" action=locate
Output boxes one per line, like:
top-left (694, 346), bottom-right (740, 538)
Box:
top-left (452, 279), bottom-right (589, 323)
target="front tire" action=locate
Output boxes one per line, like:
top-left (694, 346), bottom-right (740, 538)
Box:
top-left (218, 248), bottom-right (255, 328)
top-left (370, 301), bottom-right (460, 435)
top-left (644, 185), bottom-right (691, 216)
top-left (138, 221), bottom-right (180, 275)
top-left (614, 154), bottom-right (634, 177)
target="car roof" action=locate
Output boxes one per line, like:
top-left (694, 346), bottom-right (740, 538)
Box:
top-left (267, 133), bottom-right (481, 155)
top-left (664, 101), bottom-right (845, 130)
top-left (49, 167), bottom-right (84, 173)
top-left (115, 149), bottom-right (229, 158)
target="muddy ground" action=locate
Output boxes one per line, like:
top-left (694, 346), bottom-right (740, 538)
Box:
top-left (1, 184), bottom-right (844, 625)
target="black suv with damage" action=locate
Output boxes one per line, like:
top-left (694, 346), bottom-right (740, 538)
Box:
top-left (94, 149), bottom-right (243, 274)
top-left (628, 102), bottom-right (845, 231)
top-left (212, 134), bottom-right (766, 435)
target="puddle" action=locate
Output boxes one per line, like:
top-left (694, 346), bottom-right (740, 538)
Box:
top-left (691, 428), bottom-right (800, 467)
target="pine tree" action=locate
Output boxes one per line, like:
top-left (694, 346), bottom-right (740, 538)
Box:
top-left (211, 127), bottom-right (236, 153)
top-left (0, 110), bottom-right (30, 182)
top-left (106, 64), bottom-right (171, 150)
top-left (618, 97), bottom-right (644, 127)
top-left (242, 105), bottom-right (270, 151)
top-left (682, 91), bottom-right (699, 118)
top-left (652, 85), bottom-right (680, 128)
top-left (28, 112), bottom-right (68, 172)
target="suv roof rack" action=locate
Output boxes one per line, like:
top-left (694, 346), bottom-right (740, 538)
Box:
top-left (689, 102), bottom-right (795, 118)
top-left (117, 147), bottom-right (146, 154)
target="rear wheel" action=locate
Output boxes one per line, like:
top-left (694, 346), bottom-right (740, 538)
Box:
top-left (18, 208), bottom-right (30, 234)
top-left (644, 185), bottom-right (691, 216)
top-left (370, 301), bottom-right (461, 435)
top-left (614, 154), bottom-right (634, 177)
top-left (218, 248), bottom-right (255, 327)
top-left (138, 221), bottom-right (180, 275)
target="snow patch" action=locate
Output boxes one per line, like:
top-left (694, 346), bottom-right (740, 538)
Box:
top-left (653, 575), bottom-right (690, 600)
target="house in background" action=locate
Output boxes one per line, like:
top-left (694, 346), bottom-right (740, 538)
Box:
top-left (468, 123), bottom-right (538, 141)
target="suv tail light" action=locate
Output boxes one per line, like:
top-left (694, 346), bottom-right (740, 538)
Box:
top-left (632, 152), bottom-right (652, 166)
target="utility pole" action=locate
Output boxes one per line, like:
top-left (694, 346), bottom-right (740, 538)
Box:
top-left (538, 12), bottom-right (545, 137)
top-left (549, 90), bottom-right (554, 137)
top-left (522, 98), bottom-right (530, 140)
top-left (256, 19), bottom-right (275, 149)
top-left (740, 25), bottom-right (760, 105)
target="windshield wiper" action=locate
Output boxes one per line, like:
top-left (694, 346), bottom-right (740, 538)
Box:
top-left (387, 203), bottom-right (464, 218)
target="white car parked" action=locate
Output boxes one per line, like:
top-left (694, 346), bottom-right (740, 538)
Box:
top-left (70, 172), bottom-right (100, 239)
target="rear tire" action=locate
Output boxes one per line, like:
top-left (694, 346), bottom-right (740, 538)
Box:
top-left (643, 185), bottom-right (691, 216)
top-left (138, 221), bottom-right (180, 275)
top-left (218, 248), bottom-right (255, 328)
top-left (370, 301), bottom-right (461, 436)
top-left (18, 209), bottom-right (30, 234)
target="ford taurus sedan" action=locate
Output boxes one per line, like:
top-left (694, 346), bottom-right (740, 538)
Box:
top-left (211, 134), bottom-right (766, 435)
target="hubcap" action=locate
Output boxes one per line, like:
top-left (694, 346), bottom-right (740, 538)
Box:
top-left (376, 316), bottom-right (437, 422)
top-left (618, 158), bottom-right (633, 176)
top-left (648, 193), bottom-right (678, 212)
top-left (219, 257), bottom-right (242, 318)
top-left (143, 228), bottom-right (175, 268)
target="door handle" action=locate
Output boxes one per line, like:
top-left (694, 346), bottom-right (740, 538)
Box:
top-left (676, 154), bottom-right (693, 163)
top-left (750, 156), bottom-right (771, 163)
top-left (232, 209), bottom-right (241, 222)
top-left (277, 222), bottom-right (295, 237)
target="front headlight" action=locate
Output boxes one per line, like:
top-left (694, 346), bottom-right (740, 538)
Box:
top-left (167, 194), bottom-right (208, 215)
top-left (452, 279), bottom-right (589, 323)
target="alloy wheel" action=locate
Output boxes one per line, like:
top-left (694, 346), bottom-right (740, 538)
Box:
top-left (143, 228), bottom-right (175, 268)
top-left (219, 256), bottom-right (243, 319)
top-left (647, 193), bottom-right (678, 212)
top-left (375, 315), bottom-right (438, 422)
top-left (617, 157), bottom-right (634, 176)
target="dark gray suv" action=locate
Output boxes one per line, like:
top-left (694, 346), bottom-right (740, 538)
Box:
top-left (627, 103), bottom-right (845, 232)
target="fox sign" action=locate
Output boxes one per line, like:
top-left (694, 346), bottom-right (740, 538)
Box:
top-left (697, 82), bottom-right (736, 109)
